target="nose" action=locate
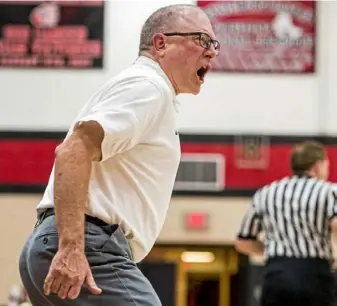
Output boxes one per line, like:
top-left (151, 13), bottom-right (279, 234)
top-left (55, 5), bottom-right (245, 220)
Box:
top-left (204, 44), bottom-right (218, 59)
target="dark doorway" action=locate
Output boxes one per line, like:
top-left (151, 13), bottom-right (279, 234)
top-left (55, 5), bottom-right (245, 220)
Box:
top-left (138, 261), bottom-right (176, 306)
top-left (187, 273), bottom-right (220, 306)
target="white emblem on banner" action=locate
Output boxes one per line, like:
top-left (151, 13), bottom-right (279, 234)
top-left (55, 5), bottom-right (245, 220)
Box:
top-left (30, 2), bottom-right (60, 28)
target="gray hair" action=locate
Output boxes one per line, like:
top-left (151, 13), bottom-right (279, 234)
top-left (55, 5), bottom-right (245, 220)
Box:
top-left (138, 4), bottom-right (202, 55)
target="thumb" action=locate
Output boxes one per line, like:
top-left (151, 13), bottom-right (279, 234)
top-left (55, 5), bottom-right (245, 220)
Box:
top-left (85, 270), bottom-right (102, 295)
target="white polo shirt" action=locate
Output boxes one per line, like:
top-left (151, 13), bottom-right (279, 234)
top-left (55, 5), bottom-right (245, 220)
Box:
top-left (37, 56), bottom-right (181, 262)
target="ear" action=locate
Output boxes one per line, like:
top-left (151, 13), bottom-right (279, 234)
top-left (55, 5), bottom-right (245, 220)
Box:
top-left (312, 161), bottom-right (321, 174)
top-left (152, 33), bottom-right (167, 53)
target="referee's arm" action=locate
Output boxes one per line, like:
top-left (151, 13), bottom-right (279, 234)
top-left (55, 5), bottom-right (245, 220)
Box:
top-left (329, 187), bottom-right (337, 233)
top-left (234, 190), bottom-right (264, 257)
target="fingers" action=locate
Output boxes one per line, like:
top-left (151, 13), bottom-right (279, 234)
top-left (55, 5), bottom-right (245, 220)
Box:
top-left (44, 274), bottom-right (82, 300)
top-left (43, 269), bottom-right (101, 300)
top-left (58, 284), bottom-right (71, 300)
top-left (85, 270), bottom-right (102, 295)
top-left (43, 271), bottom-right (71, 299)
top-left (43, 252), bottom-right (100, 300)
top-left (50, 275), bottom-right (64, 294)
top-left (43, 264), bottom-right (81, 299)
top-left (43, 273), bottom-right (54, 296)
top-left (67, 282), bottom-right (84, 300)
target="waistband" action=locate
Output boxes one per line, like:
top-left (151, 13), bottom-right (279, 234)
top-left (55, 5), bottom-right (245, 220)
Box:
top-left (36, 208), bottom-right (109, 228)
top-left (266, 256), bottom-right (332, 273)
top-left (36, 208), bottom-right (134, 261)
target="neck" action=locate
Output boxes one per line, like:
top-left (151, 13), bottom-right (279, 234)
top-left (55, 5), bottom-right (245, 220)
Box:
top-left (304, 170), bottom-right (316, 178)
top-left (139, 52), bottom-right (179, 95)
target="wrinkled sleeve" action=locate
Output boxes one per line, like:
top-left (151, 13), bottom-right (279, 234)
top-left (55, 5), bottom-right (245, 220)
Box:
top-left (79, 79), bottom-right (163, 161)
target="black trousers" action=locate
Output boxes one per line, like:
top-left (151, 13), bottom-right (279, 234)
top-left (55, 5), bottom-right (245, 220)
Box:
top-left (261, 257), bottom-right (335, 306)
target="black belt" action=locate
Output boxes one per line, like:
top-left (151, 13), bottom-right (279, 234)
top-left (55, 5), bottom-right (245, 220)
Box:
top-left (37, 208), bottom-right (109, 227)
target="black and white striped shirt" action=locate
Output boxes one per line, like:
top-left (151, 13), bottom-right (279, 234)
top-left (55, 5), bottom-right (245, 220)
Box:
top-left (237, 174), bottom-right (337, 260)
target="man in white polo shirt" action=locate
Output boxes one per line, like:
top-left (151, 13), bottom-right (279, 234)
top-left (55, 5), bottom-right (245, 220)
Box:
top-left (19, 4), bottom-right (218, 306)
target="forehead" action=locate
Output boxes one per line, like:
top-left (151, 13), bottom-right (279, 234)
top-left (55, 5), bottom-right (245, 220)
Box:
top-left (179, 10), bottom-right (216, 40)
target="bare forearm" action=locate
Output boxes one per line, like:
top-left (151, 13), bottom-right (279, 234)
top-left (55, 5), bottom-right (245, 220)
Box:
top-left (235, 239), bottom-right (264, 257)
top-left (54, 141), bottom-right (92, 251)
top-left (247, 240), bottom-right (264, 256)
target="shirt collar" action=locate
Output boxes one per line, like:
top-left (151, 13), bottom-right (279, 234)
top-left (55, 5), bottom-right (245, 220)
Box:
top-left (134, 55), bottom-right (177, 98)
top-left (295, 172), bottom-right (313, 178)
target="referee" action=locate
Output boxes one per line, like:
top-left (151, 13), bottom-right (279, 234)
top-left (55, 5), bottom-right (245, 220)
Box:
top-left (235, 141), bottom-right (337, 306)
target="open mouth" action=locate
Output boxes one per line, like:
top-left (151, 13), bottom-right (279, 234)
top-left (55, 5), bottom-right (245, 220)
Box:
top-left (196, 65), bottom-right (210, 83)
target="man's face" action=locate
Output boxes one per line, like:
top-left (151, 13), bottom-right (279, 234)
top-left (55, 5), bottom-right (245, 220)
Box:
top-left (157, 10), bottom-right (218, 95)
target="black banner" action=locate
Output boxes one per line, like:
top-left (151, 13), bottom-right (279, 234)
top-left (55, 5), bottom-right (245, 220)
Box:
top-left (0, 0), bottom-right (104, 68)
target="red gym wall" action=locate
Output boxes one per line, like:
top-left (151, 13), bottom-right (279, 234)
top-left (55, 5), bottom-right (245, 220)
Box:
top-left (1, 132), bottom-right (336, 195)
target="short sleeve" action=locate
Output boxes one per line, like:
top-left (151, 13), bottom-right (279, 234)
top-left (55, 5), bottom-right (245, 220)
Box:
top-left (237, 190), bottom-right (263, 240)
top-left (79, 79), bottom-right (164, 161)
top-left (327, 184), bottom-right (337, 220)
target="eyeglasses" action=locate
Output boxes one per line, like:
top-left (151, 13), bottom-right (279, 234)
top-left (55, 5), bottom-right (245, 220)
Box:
top-left (163, 32), bottom-right (220, 53)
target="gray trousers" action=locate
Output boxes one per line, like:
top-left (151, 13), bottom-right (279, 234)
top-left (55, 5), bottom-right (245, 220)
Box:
top-left (19, 214), bottom-right (162, 306)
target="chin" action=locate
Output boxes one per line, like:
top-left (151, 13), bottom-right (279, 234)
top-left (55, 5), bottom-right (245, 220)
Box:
top-left (189, 86), bottom-right (201, 95)
top-left (194, 88), bottom-right (201, 95)
top-left (180, 83), bottom-right (201, 95)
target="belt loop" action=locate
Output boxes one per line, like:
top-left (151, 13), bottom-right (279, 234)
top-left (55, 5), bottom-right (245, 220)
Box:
top-left (34, 210), bottom-right (47, 228)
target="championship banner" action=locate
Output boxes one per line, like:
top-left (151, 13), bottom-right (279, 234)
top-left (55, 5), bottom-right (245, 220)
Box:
top-left (0, 0), bottom-right (104, 68)
top-left (197, 1), bottom-right (316, 73)
top-left (234, 135), bottom-right (270, 169)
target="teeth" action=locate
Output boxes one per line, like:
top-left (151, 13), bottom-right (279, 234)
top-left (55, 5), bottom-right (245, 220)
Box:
top-left (202, 65), bottom-right (209, 72)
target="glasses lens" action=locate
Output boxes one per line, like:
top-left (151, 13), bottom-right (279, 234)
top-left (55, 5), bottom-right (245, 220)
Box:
top-left (214, 41), bottom-right (220, 51)
top-left (200, 33), bottom-right (220, 52)
top-left (200, 33), bottom-right (211, 49)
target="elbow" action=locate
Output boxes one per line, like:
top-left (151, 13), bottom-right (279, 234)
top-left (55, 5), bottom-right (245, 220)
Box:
top-left (55, 143), bottom-right (69, 160)
top-left (55, 143), bottom-right (62, 157)
top-left (54, 129), bottom-right (102, 163)
top-left (54, 140), bottom-right (93, 166)
top-left (54, 142), bottom-right (77, 164)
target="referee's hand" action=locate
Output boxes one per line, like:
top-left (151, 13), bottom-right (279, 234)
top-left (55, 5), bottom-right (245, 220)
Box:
top-left (43, 248), bottom-right (102, 299)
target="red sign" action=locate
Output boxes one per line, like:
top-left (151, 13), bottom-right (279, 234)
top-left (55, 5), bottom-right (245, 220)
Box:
top-left (0, 0), bottom-right (104, 68)
top-left (197, 1), bottom-right (316, 73)
top-left (185, 212), bottom-right (208, 230)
